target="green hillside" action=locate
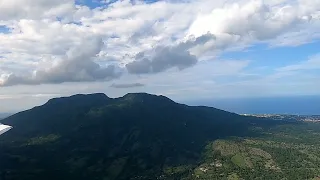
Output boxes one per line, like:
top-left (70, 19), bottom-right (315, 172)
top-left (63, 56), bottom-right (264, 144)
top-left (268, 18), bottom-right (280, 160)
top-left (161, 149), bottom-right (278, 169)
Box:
top-left (0, 93), bottom-right (319, 180)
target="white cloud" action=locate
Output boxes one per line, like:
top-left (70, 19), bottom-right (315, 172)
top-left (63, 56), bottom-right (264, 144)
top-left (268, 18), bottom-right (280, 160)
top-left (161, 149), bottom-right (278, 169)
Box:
top-left (187, 0), bottom-right (320, 47)
top-left (0, 0), bottom-right (318, 79)
top-left (0, 37), bottom-right (121, 86)
top-left (0, 0), bottom-right (319, 110)
top-left (0, 0), bottom-right (75, 20)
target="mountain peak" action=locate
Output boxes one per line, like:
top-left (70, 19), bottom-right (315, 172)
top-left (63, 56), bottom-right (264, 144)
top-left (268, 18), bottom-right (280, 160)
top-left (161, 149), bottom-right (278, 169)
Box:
top-left (122, 92), bottom-right (175, 103)
top-left (45, 93), bottom-right (109, 105)
top-left (123, 92), bottom-right (158, 98)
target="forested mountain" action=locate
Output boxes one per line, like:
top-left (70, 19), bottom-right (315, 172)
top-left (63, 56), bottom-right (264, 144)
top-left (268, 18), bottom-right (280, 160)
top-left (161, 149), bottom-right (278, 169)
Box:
top-left (0, 93), bottom-right (319, 180)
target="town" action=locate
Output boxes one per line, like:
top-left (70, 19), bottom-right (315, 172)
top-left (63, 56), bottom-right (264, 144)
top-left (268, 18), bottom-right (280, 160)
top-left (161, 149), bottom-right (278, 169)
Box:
top-left (242, 114), bottom-right (320, 122)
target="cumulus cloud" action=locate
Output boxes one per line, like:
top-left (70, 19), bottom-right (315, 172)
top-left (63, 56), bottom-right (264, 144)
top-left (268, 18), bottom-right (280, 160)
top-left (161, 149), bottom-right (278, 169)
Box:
top-left (110, 83), bottom-right (145, 88)
top-left (126, 33), bottom-right (215, 74)
top-left (0, 38), bottom-right (121, 86)
top-left (0, 0), bottom-right (319, 86)
top-left (126, 48), bottom-right (198, 74)
top-left (0, 0), bottom-right (75, 20)
top-left (187, 0), bottom-right (320, 47)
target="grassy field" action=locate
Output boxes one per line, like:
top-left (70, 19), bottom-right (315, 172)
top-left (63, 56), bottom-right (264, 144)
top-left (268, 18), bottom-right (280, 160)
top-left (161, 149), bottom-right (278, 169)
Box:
top-left (187, 122), bottom-right (320, 180)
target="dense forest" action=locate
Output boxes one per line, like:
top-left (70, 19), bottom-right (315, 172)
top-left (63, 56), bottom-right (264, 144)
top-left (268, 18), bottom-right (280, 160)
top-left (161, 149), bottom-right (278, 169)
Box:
top-left (0, 93), bottom-right (319, 180)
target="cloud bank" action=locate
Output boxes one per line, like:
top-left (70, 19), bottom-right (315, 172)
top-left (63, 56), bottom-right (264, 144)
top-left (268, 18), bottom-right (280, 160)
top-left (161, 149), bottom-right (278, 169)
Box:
top-left (0, 0), bottom-right (319, 86)
top-left (1, 38), bottom-right (121, 86)
top-left (110, 83), bottom-right (145, 88)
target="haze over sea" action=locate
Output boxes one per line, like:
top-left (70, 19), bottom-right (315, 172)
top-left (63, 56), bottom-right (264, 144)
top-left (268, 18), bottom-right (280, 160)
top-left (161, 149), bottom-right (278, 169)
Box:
top-left (185, 96), bottom-right (320, 115)
top-left (1, 95), bottom-right (319, 116)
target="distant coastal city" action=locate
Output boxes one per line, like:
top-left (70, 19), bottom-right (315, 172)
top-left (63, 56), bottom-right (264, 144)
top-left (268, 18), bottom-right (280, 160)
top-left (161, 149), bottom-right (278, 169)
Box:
top-left (242, 114), bottom-right (320, 122)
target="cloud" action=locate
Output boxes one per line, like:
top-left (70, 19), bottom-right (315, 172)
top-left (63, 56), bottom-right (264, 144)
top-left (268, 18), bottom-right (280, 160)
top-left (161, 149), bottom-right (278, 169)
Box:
top-left (126, 33), bottom-right (215, 74)
top-left (110, 83), bottom-right (145, 88)
top-left (0, 38), bottom-right (121, 86)
top-left (0, 0), bottom-right (75, 20)
top-left (0, 0), bottom-right (319, 87)
top-left (125, 46), bottom-right (197, 74)
top-left (187, 0), bottom-right (320, 47)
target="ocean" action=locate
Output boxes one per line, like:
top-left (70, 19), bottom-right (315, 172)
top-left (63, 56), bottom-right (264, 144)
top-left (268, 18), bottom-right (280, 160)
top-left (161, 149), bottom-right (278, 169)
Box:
top-left (184, 96), bottom-right (320, 115)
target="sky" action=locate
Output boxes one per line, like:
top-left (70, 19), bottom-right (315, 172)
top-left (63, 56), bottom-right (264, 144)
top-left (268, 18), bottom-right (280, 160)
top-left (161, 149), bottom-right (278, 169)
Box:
top-left (0, 0), bottom-right (319, 113)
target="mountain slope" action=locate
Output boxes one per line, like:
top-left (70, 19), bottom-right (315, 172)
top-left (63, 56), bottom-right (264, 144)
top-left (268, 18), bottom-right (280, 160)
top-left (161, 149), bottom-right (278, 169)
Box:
top-left (0, 93), bottom-right (281, 180)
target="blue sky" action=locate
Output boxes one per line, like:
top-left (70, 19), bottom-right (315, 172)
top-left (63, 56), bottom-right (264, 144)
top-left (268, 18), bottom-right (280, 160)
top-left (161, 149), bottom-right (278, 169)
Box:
top-left (0, 0), bottom-right (319, 113)
top-left (0, 26), bottom-right (10, 34)
top-left (221, 42), bottom-right (320, 67)
top-left (76, 0), bottom-right (159, 8)
top-left (75, 0), bottom-right (108, 8)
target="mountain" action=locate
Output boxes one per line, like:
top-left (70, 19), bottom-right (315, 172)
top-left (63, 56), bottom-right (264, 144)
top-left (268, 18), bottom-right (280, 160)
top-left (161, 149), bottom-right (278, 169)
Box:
top-left (0, 93), bottom-right (304, 180)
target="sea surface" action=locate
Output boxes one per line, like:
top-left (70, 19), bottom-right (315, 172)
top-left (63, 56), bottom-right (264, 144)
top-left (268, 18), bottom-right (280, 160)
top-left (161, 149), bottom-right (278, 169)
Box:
top-left (184, 96), bottom-right (320, 115)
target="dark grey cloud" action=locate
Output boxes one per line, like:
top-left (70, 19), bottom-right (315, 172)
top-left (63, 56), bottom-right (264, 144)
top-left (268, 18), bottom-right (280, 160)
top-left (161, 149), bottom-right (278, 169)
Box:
top-left (126, 58), bottom-right (152, 74)
top-left (110, 83), bottom-right (145, 89)
top-left (126, 33), bottom-right (215, 74)
top-left (1, 38), bottom-right (121, 86)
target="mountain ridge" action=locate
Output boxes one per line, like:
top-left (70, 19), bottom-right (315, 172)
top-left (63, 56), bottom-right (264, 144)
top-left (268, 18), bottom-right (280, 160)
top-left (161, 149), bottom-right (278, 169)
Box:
top-left (3, 92), bottom-right (235, 125)
top-left (0, 93), bottom-right (285, 180)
